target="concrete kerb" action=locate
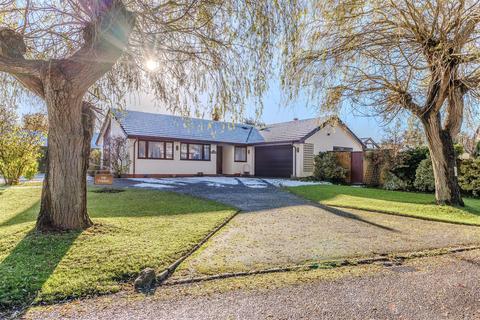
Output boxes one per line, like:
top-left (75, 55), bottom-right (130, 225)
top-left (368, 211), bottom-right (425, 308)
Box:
top-left (163, 245), bottom-right (480, 287)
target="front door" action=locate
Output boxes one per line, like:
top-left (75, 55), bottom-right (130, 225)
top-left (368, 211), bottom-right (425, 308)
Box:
top-left (216, 146), bottom-right (223, 174)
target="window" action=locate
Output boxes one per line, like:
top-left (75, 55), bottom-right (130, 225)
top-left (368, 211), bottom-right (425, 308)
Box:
top-left (138, 140), bottom-right (173, 159)
top-left (333, 146), bottom-right (353, 152)
top-left (180, 143), bottom-right (211, 161)
top-left (234, 146), bottom-right (247, 162)
top-left (138, 141), bottom-right (146, 158)
top-left (148, 141), bottom-right (164, 159)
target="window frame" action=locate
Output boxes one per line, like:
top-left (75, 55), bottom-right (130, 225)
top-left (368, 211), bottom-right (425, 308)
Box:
top-left (137, 140), bottom-right (174, 160)
top-left (333, 146), bottom-right (354, 152)
top-left (234, 146), bottom-right (248, 162)
top-left (180, 143), bottom-right (211, 161)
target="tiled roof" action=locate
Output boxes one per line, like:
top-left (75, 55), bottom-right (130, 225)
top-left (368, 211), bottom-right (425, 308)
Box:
top-left (113, 110), bottom-right (264, 144)
top-left (113, 110), bottom-right (332, 145)
top-left (257, 117), bottom-right (329, 143)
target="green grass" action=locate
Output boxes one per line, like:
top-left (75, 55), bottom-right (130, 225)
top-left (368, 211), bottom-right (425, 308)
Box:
top-left (0, 186), bottom-right (235, 310)
top-left (288, 185), bottom-right (480, 226)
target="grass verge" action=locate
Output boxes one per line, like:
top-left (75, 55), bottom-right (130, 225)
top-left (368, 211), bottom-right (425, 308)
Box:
top-left (288, 185), bottom-right (480, 225)
top-left (0, 186), bottom-right (235, 310)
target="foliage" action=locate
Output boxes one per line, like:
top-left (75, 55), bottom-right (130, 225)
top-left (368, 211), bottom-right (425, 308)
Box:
top-left (88, 149), bottom-right (102, 176)
top-left (288, 185), bottom-right (480, 226)
top-left (414, 158), bottom-right (435, 192)
top-left (382, 172), bottom-right (410, 191)
top-left (364, 149), bottom-right (390, 186)
top-left (22, 113), bottom-right (48, 133)
top-left (454, 144), bottom-right (465, 158)
top-left (458, 159), bottom-right (480, 197)
top-left (0, 126), bottom-right (42, 185)
top-left (0, 0), bottom-right (291, 120)
top-left (382, 147), bottom-right (429, 191)
top-left (282, 0), bottom-right (480, 205)
top-left (0, 187), bottom-right (235, 309)
top-left (313, 152), bottom-right (347, 182)
top-left (108, 137), bottom-right (131, 177)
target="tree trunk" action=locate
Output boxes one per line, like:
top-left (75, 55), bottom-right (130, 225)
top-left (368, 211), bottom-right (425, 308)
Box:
top-left (421, 113), bottom-right (464, 206)
top-left (36, 73), bottom-right (94, 231)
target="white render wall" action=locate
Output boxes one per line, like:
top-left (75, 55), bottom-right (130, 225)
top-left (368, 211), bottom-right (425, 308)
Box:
top-left (221, 145), bottom-right (255, 176)
top-left (129, 140), bottom-right (217, 176)
top-left (294, 124), bottom-right (364, 178)
top-left (305, 124), bottom-right (364, 154)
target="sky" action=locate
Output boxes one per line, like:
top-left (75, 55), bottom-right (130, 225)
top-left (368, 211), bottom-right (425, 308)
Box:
top-left (18, 80), bottom-right (387, 142)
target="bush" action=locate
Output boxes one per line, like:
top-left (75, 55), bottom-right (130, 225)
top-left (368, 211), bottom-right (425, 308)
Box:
top-left (313, 152), bottom-right (347, 182)
top-left (458, 159), bottom-right (480, 197)
top-left (88, 149), bottom-right (102, 176)
top-left (0, 127), bottom-right (42, 185)
top-left (382, 172), bottom-right (410, 191)
top-left (390, 146), bottom-right (429, 186)
top-left (414, 158), bottom-right (435, 192)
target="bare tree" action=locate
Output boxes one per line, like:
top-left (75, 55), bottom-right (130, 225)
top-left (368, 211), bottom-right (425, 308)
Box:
top-left (0, 0), bottom-right (287, 231)
top-left (108, 136), bottom-right (131, 177)
top-left (283, 0), bottom-right (480, 206)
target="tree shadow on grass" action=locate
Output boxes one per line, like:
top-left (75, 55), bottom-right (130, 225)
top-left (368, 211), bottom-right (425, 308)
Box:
top-left (0, 228), bottom-right (81, 317)
top-left (0, 201), bottom-right (40, 228)
top-left (291, 185), bottom-right (480, 217)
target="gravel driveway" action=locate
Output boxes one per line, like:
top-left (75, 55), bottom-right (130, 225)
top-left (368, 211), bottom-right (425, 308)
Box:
top-left (114, 177), bottom-right (480, 276)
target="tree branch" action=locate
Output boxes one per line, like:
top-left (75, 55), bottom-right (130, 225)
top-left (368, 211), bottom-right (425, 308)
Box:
top-left (65, 1), bottom-right (136, 92)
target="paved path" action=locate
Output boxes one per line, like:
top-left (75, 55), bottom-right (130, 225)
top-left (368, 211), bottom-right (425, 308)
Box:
top-left (24, 250), bottom-right (480, 320)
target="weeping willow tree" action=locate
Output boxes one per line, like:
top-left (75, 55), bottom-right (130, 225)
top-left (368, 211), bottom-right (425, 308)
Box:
top-left (0, 0), bottom-right (292, 231)
top-left (282, 0), bottom-right (480, 206)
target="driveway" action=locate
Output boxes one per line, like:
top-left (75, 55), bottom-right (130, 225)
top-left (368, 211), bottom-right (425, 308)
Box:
top-left (114, 177), bottom-right (323, 211)
top-left (115, 177), bottom-right (480, 277)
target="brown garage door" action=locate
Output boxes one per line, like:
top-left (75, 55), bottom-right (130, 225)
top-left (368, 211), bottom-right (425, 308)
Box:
top-left (255, 145), bottom-right (293, 177)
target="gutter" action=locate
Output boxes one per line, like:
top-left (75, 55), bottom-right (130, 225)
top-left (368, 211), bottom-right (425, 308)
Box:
top-left (133, 139), bottom-right (137, 175)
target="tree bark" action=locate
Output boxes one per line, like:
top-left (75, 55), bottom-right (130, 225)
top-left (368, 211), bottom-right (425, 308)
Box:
top-left (421, 113), bottom-right (464, 206)
top-left (36, 71), bottom-right (94, 231)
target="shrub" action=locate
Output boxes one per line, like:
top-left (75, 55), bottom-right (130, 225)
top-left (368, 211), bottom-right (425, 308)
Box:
top-left (414, 158), bottom-right (435, 192)
top-left (390, 146), bottom-right (429, 186)
top-left (109, 137), bottom-right (131, 177)
top-left (458, 159), bottom-right (480, 197)
top-left (0, 127), bottom-right (42, 185)
top-left (382, 172), bottom-right (410, 191)
top-left (313, 152), bottom-right (347, 182)
top-left (88, 149), bottom-right (102, 176)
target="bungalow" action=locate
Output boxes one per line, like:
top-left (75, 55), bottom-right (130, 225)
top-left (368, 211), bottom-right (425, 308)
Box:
top-left (96, 110), bottom-right (365, 181)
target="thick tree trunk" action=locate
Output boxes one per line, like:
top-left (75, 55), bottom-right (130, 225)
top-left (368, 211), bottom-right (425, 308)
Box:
top-left (36, 74), bottom-right (94, 231)
top-left (421, 113), bottom-right (464, 206)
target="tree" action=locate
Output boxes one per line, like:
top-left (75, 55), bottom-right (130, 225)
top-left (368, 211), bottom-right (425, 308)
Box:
top-left (0, 126), bottom-right (42, 185)
top-left (283, 0), bottom-right (480, 206)
top-left (108, 137), bottom-right (131, 177)
top-left (0, 1), bottom-right (286, 231)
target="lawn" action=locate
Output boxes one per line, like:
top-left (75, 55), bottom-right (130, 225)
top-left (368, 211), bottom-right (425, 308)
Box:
top-left (288, 185), bottom-right (480, 226)
top-left (0, 186), bottom-right (235, 310)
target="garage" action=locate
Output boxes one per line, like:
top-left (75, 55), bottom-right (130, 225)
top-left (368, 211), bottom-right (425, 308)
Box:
top-left (254, 145), bottom-right (293, 177)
